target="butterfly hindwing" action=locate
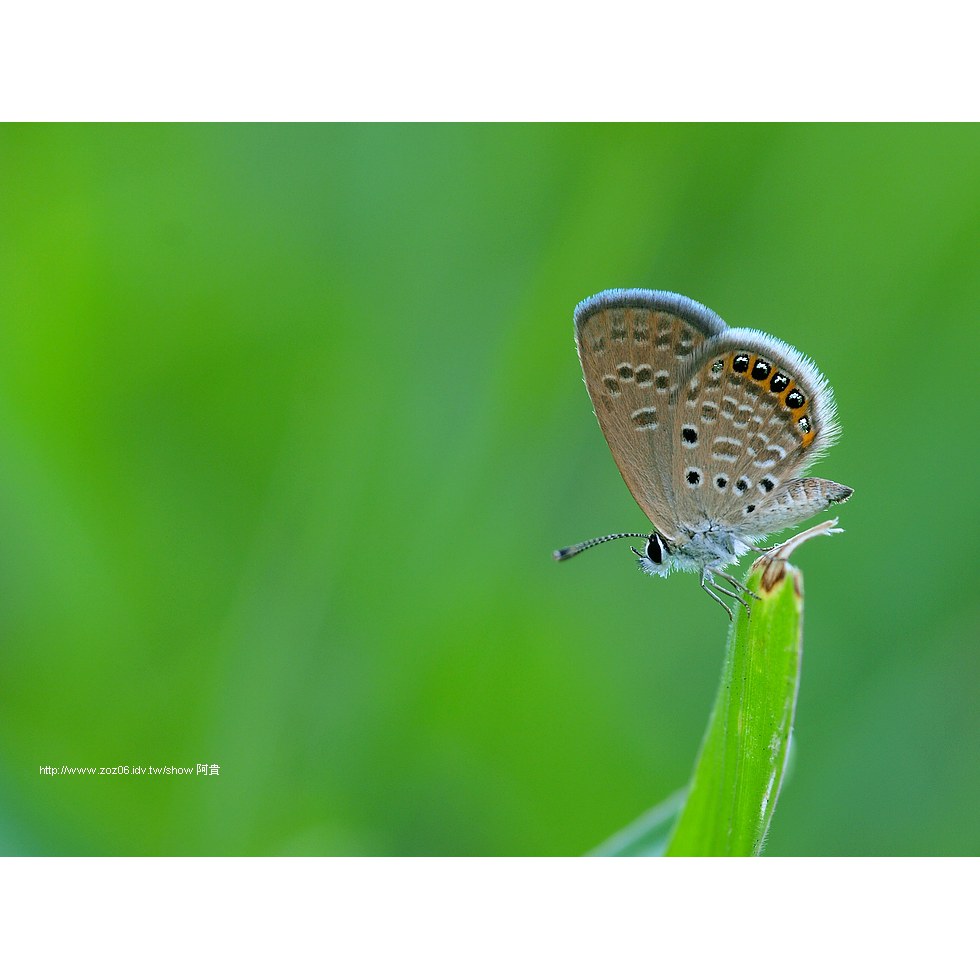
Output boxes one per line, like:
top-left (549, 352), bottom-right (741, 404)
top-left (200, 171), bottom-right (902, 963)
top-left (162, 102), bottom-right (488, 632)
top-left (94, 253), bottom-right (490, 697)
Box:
top-left (668, 327), bottom-right (841, 536)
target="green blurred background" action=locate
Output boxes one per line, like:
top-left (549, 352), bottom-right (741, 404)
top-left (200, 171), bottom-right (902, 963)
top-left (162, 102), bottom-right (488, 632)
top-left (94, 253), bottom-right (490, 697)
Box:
top-left (0, 124), bottom-right (976, 856)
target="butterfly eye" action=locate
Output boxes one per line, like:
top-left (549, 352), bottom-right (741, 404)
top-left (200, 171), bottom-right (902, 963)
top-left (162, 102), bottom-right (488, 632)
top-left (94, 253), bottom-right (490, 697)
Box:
top-left (645, 533), bottom-right (664, 564)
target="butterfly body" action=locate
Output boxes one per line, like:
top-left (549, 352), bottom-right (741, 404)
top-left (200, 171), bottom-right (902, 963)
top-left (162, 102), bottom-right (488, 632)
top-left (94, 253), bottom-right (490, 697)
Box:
top-left (556, 288), bottom-right (853, 616)
top-left (635, 524), bottom-right (752, 578)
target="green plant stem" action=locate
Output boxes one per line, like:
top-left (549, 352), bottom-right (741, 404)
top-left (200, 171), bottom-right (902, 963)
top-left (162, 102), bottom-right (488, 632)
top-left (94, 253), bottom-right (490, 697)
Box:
top-left (664, 560), bottom-right (803, 856)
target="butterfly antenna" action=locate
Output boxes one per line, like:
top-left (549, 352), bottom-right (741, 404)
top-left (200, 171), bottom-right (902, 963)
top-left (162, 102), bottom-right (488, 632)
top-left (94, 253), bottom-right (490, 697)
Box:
top-left (553, 532), bottom-right (649, 561)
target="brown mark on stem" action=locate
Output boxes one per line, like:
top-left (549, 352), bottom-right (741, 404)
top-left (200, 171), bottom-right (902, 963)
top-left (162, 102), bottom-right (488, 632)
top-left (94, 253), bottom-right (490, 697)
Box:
top-left (751, 518), bottom-right (843, 594)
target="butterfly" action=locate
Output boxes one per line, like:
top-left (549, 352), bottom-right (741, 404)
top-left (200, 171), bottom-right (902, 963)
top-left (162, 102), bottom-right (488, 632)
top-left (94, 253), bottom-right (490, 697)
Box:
top-left (554, 289), bottom-right (853, 618)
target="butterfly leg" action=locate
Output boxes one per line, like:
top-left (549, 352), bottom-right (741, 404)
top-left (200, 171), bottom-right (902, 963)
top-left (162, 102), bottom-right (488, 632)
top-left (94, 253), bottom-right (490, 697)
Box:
top-left (715, 569), bottom-right (761, 603)
top-left (699, 570), bottom-right (737, 620)
top-left (702, 570), bottom-right (752, 618)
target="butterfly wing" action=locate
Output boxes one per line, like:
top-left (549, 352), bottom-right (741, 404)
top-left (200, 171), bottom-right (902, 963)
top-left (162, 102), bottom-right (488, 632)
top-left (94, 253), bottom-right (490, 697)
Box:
top-left (668, 326), bottom-right (847, 537)
top-left (574, 289), bottom-right (729, 536)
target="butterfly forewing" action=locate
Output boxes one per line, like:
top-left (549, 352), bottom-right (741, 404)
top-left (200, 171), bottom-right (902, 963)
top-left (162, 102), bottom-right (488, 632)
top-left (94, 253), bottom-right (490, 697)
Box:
top-left (668, 327), bottom-right (840, 535)
top-left (574, 290), bottom-right (728, 535)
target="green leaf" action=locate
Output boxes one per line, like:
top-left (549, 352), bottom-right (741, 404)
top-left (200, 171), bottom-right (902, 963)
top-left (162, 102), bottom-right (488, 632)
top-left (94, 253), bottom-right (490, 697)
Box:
top-left (591, 521), bottom-right (840, 857)
top-left (589, 789), bottom-right (687, 857)
top-left (663, 558), bottom-right (804, 856)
